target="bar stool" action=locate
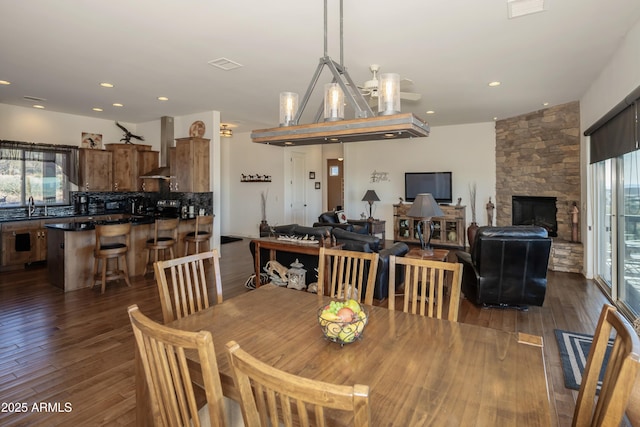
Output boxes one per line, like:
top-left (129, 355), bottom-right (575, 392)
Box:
top-left (183, 215), bottom-right (214, 256)
top-left (93, 222), bottom-right (132, 294)
top-left (144, 218), bottom-right (180, 275)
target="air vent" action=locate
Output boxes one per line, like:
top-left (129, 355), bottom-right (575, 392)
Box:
top-left (23, 95), bottom-right (47, 102)
top-left (507, 0), bottom-right (546, 19)
top-left (207, 57), bottom-right (243, 71)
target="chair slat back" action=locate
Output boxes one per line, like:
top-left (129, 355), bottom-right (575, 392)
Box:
top-left (128, 305), bottom-right (228, 427)
top-left (388, 256), bottom-right (462, 322)
top-left (317, 247), bottom-right (379, 306)
top-left (572, 304), bottom-right (640, 427)
top-left (154, 249), bottom-right (223, 324)
top-left (226, 340), bottom-right (370, 427)
top-left (194, 215), bottom-right (214, 235)
top-left (153, 218), bottom-right (180, 244)
top-left (94, 223), bottom-right (131, 253)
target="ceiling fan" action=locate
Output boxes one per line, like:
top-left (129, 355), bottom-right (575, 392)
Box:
top-left (357, 64), bottom-right (422, 106)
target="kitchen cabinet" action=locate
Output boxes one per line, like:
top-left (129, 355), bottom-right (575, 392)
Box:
top-left (105, 144), bottom-right (159, 192)
top-left (79, 148), bottom-right (113, 191)
top-left (138, 149), bottom-right (160, 192)
top-left (174, 137), bottom-right (210, 192)
top-left (1, 221), bottom-right (47, 266)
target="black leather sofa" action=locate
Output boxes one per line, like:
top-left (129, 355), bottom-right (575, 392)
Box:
top-left (313, 211), bottom-right (369, 234)
top-left (249, 224), bottom-right (408, 301)
top-left (456, 226), bottom-right (552, 309)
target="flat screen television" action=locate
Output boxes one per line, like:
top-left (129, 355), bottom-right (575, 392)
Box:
top-left (405, 172), bottom-right (453, 204)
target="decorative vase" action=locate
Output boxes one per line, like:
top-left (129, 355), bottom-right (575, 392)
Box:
top-left (467, 222), bottom-right (479, 251)
top-left (259, 220), bottom-right (270, 237)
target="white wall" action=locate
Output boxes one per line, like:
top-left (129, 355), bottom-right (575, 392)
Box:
top-left (222, 131), bottom-right (286, 238)
top-left (343, 122), bottom-right (496, 240)
top-left (580, 19), bottom-right (640, 278)
top-left (0, 104), bottom-right (138, 146)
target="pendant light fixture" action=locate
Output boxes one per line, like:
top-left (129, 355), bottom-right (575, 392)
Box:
top-left (220, 124), bottom-right (233, 138)
top-left (250, 0), bottom-right (429, 146)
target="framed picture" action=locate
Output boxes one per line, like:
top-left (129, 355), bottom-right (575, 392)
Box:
top-left (309, 171), bottom-right (315, 179)
top-left (81, 132), bottom-right (102, 149)
top-left (315, 182), bottom-right (321, 189)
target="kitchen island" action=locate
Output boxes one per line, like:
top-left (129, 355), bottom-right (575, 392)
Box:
top-left (46, 217), bottom-right (154, 291)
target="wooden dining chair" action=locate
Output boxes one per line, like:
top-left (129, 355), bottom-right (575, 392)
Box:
top-left (225, 340), bottom-right (371, 427)
top-left (127, 304), bottom-right (229, 427)
top-left (388, 256), bottom-right (463, 322)
top-left (572, 304), bottom-right (640, 427)
top-left (184, 214), bottom-right (214, 257)
top-left (144, 217), bottom-right (180, 275)
top-left (316, 247), bottom-right (379, 306)
top-left (154, 249), bottom-right (224, 324)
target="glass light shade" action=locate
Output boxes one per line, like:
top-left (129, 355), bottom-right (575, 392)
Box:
top-left (378, 73), bottom-right (401, 116)
top-left (323, 83), bottom-right (344, 122)
top-left (279, 92), bottom-right (298, 126)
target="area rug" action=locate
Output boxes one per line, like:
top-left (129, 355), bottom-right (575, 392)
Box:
top-left (221, 236), bottom-right (243, 244)
top-left (554, 329), bottom-right (613, 393)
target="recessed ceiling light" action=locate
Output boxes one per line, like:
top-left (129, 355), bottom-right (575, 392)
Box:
top-left (113, 103), bottom-right (123, 107)
top-left (426, 110), bottom-right (435, 115)
top-left (488, 81), bottom-right (501, 87)
top-left (157, 96), bottom-right (169, 101)
top-left (100, 82), bottom-right (114, 88)
top-left (33, 105), bottom-right (45, 109)
top-left (284, 141), bottom-right (294, 146)
top-left (542, 102), bottom-right (549, 106)
top-left (0, 80), bottom-right (10, 85)
top-left (383, 133), bottom-right (398, 138)
top-left (92, 107), bottom-right (103, 112)
top-left (493, 117), bottom-right (498, 121)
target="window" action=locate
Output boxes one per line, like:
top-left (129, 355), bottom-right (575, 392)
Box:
top-left (0, 141), bottom-right (78, 207)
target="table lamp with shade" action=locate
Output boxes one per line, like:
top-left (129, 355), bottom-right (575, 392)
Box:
top-left (362, 190), bottom-right (380, 220)
top-left (406, 193), bottom-right (444, 256)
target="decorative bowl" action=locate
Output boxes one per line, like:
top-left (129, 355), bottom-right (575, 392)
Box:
top-left (317, 300), bottom-right (368, 346)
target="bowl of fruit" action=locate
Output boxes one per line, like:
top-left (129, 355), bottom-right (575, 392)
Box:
top-left (317, 299), bottom-right (368, 346)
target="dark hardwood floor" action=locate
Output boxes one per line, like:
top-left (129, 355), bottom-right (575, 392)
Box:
top-left (0, 239), bottom-right (612, 426)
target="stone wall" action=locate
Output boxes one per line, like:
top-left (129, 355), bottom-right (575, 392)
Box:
top-left (495, 101), bottom-right (583, 273)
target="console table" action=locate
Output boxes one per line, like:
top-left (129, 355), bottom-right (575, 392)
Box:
top-left (251, 237), bottom-right (342, 288)
top-left (348, 218), bottom-right (386, 248)
top-left (393, 203), bottom-right (466, 249)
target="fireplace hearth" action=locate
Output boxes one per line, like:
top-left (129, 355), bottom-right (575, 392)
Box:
top-left (512, 196), bottom-right (558, 237)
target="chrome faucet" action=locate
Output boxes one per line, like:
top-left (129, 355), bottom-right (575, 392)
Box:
top-left (28, 196), bottom-right (35, 217)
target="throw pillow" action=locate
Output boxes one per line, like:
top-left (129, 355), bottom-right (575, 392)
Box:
top-left (335, 210), bottom-right (348, 224)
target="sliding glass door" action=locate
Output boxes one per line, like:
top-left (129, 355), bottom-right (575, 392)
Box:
top-left (593, 153), bottom-right (640, 317)
top-left (594, 159), bottom-right (613, 291)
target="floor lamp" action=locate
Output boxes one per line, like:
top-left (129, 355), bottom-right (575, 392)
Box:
top-left (406, 193), bottom-right (444, 256)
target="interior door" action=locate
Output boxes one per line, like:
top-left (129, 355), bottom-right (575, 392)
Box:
top-left (326, 158), bottom-right (344, 211)
top-left (290, 152), bottom-right (307, 225)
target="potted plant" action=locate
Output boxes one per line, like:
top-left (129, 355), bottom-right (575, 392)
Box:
top-left (259, 190), bottom-right (270, 236)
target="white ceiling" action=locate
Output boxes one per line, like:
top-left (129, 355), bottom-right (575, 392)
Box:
top-left (1, 0), bottom-right (640, 134)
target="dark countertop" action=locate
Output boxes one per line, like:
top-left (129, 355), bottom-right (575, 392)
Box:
top-left (45, 215), bottom-right (156, 231)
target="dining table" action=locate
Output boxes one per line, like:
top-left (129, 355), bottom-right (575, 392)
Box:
top-left (136, 284), bottom-right (551, 426)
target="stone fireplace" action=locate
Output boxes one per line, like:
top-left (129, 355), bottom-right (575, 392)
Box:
top-left (512, 195), bottom-right (558, 237)
top-left (495, 101), bottom-right (583, 273)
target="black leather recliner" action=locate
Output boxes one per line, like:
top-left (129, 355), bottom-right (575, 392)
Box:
top-left (456, 226), bottom-right (552, 308)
